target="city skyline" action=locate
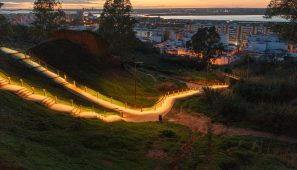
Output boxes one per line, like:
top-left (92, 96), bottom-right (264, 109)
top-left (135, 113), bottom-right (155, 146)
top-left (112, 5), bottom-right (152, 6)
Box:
top-left (1, 0), bottom-right (271, 9)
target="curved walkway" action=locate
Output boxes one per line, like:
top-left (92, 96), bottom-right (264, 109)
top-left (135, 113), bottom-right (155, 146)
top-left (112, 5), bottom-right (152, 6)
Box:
top-left (0, 78), bottom-right (122, 122)
top-left (0, 47), bottom-right (228, 122)
top-left (1, 48), bottom-right (296, 144)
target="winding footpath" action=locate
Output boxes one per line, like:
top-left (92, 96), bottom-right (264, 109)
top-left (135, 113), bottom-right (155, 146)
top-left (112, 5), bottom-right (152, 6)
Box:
top-left (0, 47), bottom-right (228, 122)
top-left (1, 47), bottom-right (296, 144)
top-left (0, 78), bottom-right (122, 122)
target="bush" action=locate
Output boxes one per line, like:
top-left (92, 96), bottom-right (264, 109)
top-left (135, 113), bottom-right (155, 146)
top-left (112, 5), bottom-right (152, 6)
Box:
top-left (219, 159), bottom-right (240, 170)
top-left (233, 78), bottom-right (297, 103)
top-left (214, 96), bottom-right (247, 122)
top-left (157, 82), bottom-right (178, 92)
top-left (201, 87), bottom-right (222, 103)
top-left (159, 130), bottom-right (178, 139)
top-left (251, 104), bottom-right (297, 137)
top-left (201, 88), bottom-right (247, 122)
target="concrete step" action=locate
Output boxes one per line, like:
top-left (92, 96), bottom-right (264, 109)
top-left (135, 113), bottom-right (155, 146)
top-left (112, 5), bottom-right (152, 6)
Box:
top-left (0, 80), bottom-right (8, 87)
top-left (41, 98), bottom-right (56, 107)
top-left (71, 107), bottom-right (81, 115)
top-left (0, 79), bottom-right (7, 83)
top-left (18, 90), bottom-right (33, 97)
top-left (15, 88), bottom-right (27, 94)
top-left (45, 99), bottom-right (56, 106)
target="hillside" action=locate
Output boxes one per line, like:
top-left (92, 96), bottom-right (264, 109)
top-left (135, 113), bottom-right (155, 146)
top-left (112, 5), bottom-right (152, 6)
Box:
top-left (174, 59), bottom-right (297, 138)
top-left (0, 50), bottom-right (109, 113)
top-left (28, 37), bottom-right (186, 107)
top-left (1, 90), bottom-right (296, 169)
top-left (0, 91), bottom-right (192, 169)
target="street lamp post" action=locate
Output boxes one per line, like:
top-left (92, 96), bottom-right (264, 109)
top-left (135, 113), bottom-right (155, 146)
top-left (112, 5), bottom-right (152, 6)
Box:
top-left (134, 61), bottom-right (144, 107)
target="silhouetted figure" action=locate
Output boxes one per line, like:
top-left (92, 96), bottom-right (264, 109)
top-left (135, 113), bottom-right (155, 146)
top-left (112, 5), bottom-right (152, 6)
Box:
top-left (159, 115), bottom-right (163, 123)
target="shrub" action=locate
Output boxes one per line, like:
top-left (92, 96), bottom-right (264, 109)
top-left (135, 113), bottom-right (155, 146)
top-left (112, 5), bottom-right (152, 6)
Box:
top-left (157, 82), bottom-right (178, 92)
top-left (219, 159), bottom-right (240, 170)
top-left (233, 78), bottom-right (297, 103)
top-left (201, 87), bottom-right (222, 104)
top-left (159, 130), bottom-right (178, 139)
top-left (251, 104), bottom-right (297, 137)
top-left (214, 96), bottom-right (247, 122)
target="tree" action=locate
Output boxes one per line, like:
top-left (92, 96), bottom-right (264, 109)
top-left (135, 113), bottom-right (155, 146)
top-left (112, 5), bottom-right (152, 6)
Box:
top-left (0, 3), bottom-right (13, 43)
top-left (265, 0), bottom-right (297, 42)
top-left (265, 0), bottom-right (297, 21)
top-left (190, 27), bottom-right (224, 67)
top-left (98, 0), bottom-right (137, 55)
top-left (32, 0), bottom-right (66, 40)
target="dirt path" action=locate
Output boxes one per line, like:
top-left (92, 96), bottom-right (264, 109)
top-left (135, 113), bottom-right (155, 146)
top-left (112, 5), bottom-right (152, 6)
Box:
top-left (166, 110), bottom-right (297, 144)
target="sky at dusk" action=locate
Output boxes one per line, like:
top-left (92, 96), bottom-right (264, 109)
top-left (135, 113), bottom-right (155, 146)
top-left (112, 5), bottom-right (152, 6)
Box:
top-left (0, 0), bottom-right (271, 9)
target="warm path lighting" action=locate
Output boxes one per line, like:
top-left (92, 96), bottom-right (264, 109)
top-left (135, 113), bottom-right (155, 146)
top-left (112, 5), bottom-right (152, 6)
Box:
top-left (0, 47), bottom-right (228, 122)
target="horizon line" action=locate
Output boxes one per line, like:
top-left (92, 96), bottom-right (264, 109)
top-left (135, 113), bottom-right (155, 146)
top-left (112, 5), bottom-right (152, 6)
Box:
top-left (1, 7), bottom-right (268, 10)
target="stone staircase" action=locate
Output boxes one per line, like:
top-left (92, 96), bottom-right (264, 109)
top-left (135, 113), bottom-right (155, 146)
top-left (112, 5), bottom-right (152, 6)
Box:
top-left (71, 107), bottom-right (82, 115)
top-left (41, 97), bottom-right (56, 107)
top-left (0, 79), bottom-right (9, 87)
top-left (15, 88), bottom-right (33, 98)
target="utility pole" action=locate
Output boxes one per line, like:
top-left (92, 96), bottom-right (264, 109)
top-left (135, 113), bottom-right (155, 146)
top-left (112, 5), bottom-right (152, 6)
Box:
top-left (134, 61), bottom-right (144, 107)
top-left (134, 62), bottom-right (136, 106)
top-left (247, 55), bottom-right (250, 79)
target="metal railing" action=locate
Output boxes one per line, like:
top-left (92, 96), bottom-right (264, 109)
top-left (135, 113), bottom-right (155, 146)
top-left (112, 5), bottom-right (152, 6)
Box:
top-left (1, 47), bottom-right (228, 113)
top-left (0, 71), bottom-right (112, 114)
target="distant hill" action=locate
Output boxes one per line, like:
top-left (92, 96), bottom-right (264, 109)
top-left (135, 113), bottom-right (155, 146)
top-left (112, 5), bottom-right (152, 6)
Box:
top-left (28, 30), bottom-right (114, 70)
top-left (52, 30), bottom-right (111, 58)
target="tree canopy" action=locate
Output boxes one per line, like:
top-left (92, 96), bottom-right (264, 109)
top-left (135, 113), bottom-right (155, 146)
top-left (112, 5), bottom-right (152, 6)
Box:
top-left (265, 0), bottom-right (297, 21)
top-left (32, 0), bottom-right (66, 40)
top-left (190, 27), bottom-right (223, 65)
top-left (98, 0), bottom-right (137, 56)
top-left (265, 0), bottom-right (297, 42)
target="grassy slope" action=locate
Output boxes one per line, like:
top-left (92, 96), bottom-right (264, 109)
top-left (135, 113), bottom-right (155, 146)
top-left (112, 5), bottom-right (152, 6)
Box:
top-left (183, 135), bottom-right (297, 169)
top-left (133, 52), bottom-right (219, 83)
top-left (0, 91), bottom-right (192, 170)
top-left (28, 40), bottom-right (187, 107)
top-left (174, 61), bottom-right (297, 137)
top-left (1, 91), bottom-right (296, 169)
top-left (0, 51), bottom-right (110, 114)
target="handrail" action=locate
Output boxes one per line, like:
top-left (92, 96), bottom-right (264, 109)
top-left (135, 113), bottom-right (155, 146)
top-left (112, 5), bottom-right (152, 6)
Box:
top-left (0, 70), bottom-right (106, 113)
top-left (1, 47), bottom-right (228, 113)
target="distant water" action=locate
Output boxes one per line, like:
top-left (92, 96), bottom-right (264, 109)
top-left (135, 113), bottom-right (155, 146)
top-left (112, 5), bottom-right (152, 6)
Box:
top-left (0, 10), bottom-right (288, 23)
top-left (0, 10), bottom-right (32, 14)
top-left (148, 15), bottom-right (288, 22)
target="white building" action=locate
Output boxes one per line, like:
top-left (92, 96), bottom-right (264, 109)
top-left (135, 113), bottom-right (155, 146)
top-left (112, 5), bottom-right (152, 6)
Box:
top-left (220, 33), bottom-right (229, 46)
top-left (246, 35), bottom-right (288, 53)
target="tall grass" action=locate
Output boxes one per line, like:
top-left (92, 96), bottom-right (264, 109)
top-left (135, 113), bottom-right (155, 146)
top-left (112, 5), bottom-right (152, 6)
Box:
top-left (201, 87), bottom-right (297, 137)
top-left (233, 77), bottom-right (297, 103)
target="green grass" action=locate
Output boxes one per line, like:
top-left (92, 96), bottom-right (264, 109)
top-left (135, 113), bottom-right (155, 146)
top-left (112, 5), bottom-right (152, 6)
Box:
top-left (0, 91), bottom-right (192, 170)
top-left (0, 51), bottom-right (115, 115)
top-left (183, 135), bottom-right (297, 170)
top-left (174, 95), bottom-right (217, 119)
top-left (28, 40), bottom-right (187, 107)
top-left (1, 91), bottom-right (296, 169)
top-left (174, 89), bottom-right (297, 137)
top-left (174, 60), bottom-right (297, 138)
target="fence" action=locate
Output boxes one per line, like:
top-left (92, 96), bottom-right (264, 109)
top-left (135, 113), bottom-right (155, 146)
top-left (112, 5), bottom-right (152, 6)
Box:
top-left (23, 52), bottom-right (197, 112)
top-left (0, 71), bottom-right (109, 114)
top-left (2, 48), bottom-right (228, 113)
